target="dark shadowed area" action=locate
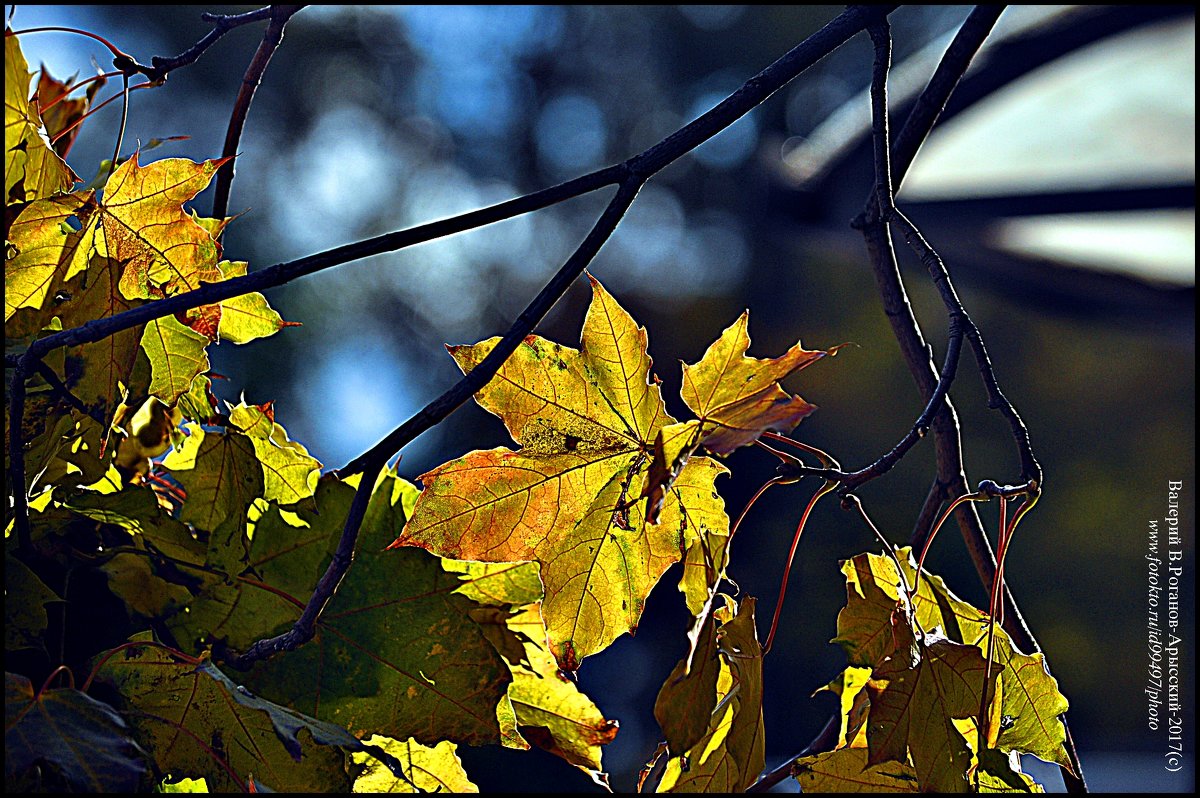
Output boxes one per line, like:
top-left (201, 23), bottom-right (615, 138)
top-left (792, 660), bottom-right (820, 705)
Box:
top-left (13, 4), bottom-right (1193, 791)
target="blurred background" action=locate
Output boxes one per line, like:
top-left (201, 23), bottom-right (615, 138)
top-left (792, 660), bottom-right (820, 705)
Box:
top-left (11, 5), bottom-right (1194, 791)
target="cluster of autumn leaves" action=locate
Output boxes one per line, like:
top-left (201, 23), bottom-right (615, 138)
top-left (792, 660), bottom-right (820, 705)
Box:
top-left (6, 29), bottom-right (1071, 792)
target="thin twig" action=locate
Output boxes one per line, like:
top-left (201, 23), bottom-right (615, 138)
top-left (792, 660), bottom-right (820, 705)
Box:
top-left (861, 14), bottom-right (1083, 793)
top-left (106, 73), bottom-right (129, 180)
top-left (212, 5), bottom-right (303, 219)
top-left (30, 360), bottom-right (106, 425)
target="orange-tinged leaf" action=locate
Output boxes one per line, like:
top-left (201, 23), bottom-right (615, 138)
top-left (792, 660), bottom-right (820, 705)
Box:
top-left (5, 32), bottom-right (78, 203)
top-left (96, 154), bottom-right (226, 299)
top-left (680, 311), bottom-right (826, 454)
top-left (395, 276), bottom-right (728, 669)
top-left (35, 63), bottom-right (104, 157)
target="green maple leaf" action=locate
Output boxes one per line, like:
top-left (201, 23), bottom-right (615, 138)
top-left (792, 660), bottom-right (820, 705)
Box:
top-left (394, 275), bottom-right (729, 670)
top-left (95, 638), bottom-right (358, 793)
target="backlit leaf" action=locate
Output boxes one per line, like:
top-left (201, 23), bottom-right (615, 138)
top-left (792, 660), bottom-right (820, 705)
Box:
top-left (351, 735), bottom-right (478, 793)
top-left (814, 666), bottom-right (873, 750)
top-left (163, 425), bottom-right (263, 539)
top-left (96, 154), bottom-right (225, 300)
top-left (395, 275), bottom-right (728, 669)
top-left (141, 315), bottom-right (210, 406)
top-left (228, 402), bottom-right (321, 506)
top-left (793, 747), bottom-right (920, 793)
top-left (654, 602), bottom-right (721, 755)
top-left (657, 597), bottom-right (764, 793)
top-left (238, 476), bottom-right (513, 747)
top-left (96, 640), bottom-right (356, 793)
top-left (865, 621), bottom-right (991, 793)
top-left (833, 549), bottom-right (1071, 771)
top-left (5, 32), bottom-right (78, 203)
top-left (4, 192), bottom-right (91, 324)
top-left (679, 311), bottom-right (827, 455)
top-left (215, 261), bottom-right (297, 344)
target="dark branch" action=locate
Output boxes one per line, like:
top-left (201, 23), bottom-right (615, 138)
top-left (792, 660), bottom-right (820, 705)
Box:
top-left (30, 360), bottom-right (105, 425)
top-left (110, 6), bottom-right (295, 84)
top-left (212, 5), bottom-right (303, 219)
top-left (24, 166), bottom-right (624, 359)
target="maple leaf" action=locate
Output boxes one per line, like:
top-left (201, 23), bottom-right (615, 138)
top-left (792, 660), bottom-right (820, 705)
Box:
top-left (833, 549), bottom-right (1072, 772)
top-left (866, 619), bottom-right (992, 793)
top-left (5, 672), bottom-right (149, 792)
top-left (680, 311), bottom-right (828, 454)
top-left (191, 471), bottom-right (514, 748)
top-left (6, 154), bottom-right (242, 425)
top-left (351, 735), bottom-right (479, 793)
top-left (95, 636), bottom-right (362, 793)
top-left (793, 747), bottom-right (921, 793)
top-left (394, 275), bottom-right (728, 669)
top-left (656, 596), bottom-right (765, 793)
top-left (641, 311), bottom-right (832, 552)
top-left (35, 62), bottom-right (106, 158)
top-left (448, 559), bottom-right (618, 779)
top-left (654, 601), bottom-right (722, 754)
top-left (5, 32), bottom-right (78, 204)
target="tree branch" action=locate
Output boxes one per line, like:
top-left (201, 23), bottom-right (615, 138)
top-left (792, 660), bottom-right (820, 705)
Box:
top-left (751, 7), bottom-right (1088, 792)
top-left (227, 178), bottom-right (645, 668)
top-left (109, 6), bottom-right (294, 84)
top-left (212, 5), bottom-right (303, 220)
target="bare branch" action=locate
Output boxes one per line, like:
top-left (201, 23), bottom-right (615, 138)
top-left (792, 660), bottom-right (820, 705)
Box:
top-left (212, 5), bottom-right (303, 219)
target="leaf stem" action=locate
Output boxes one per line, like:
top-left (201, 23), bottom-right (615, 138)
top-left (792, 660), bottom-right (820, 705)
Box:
top-left (762, 480), bottom-right (835, 654)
